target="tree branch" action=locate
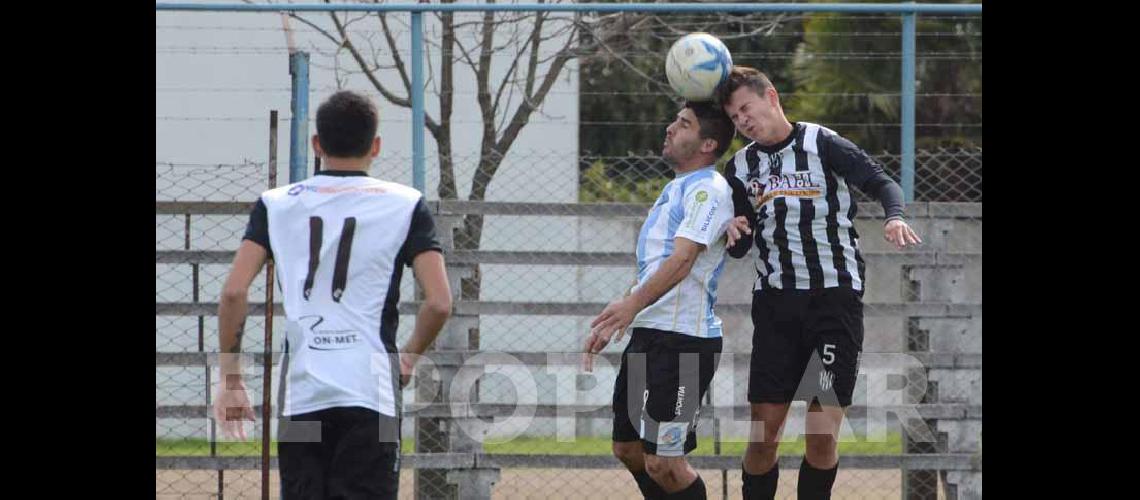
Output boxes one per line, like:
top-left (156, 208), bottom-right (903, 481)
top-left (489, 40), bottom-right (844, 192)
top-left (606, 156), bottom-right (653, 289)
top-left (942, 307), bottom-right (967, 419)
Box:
top-left (470, 21), bottom-right (578, 201)
top-left (451, 37), bottom-right (480, 72)
top-left (377, 12), bottom-right (413, 94)
top-left (436, 3), bottom-right (457, 199)
top-left (476, 4), bottom-right (497, 168)
top-left (524, 9), bottom-right (545, 98)
top-left (491, 14), bottom-right (532, 119)
top-left (327, 7), bottom-right (440, 136)
top-left (286, 12), bottom-right (340, 46)
top-left (329, 9), bottom-right (410, 108)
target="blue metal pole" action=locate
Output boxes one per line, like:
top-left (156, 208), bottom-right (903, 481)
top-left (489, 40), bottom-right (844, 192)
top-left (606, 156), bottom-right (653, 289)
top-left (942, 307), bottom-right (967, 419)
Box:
top-left (156, 3), bottom-right (982, 14)
top-left (289, 51), bottom-right (311, 183)
top-left (411, 12), bottom-right (425, 192)
top-left (901, 12), bottom-right (916, 202)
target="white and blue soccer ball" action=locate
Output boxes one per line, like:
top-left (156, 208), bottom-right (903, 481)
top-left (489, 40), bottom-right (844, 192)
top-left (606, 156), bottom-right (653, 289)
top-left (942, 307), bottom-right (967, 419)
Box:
top-left (665, 33), bottom-right (733, 102)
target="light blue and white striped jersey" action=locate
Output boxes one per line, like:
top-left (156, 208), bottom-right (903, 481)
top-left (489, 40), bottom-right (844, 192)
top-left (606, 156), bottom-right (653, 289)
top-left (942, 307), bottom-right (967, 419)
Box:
top-left (629, 165), bottom-right (734, 338)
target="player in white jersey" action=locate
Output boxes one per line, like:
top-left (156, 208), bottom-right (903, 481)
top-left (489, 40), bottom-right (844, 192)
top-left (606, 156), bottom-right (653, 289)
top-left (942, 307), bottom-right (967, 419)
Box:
top-left (717, 66), bottom-right (921, 500)
top-left (213, 91), bottom-right (452, 499)
top-left (582, 102), bottom-right (747, 500)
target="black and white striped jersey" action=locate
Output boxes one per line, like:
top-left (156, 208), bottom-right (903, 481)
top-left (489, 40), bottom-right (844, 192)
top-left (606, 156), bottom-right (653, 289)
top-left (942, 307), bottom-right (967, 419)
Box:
top-left (726, 122), bottom-right (904, 292)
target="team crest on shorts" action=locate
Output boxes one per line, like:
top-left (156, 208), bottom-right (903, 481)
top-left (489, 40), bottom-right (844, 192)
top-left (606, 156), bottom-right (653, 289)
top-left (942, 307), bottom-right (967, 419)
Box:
top-left (659, 423), bottom-right (686, 447)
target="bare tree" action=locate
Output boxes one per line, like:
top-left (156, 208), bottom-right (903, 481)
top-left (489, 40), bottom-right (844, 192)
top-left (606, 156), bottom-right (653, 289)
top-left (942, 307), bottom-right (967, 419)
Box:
top-left (284, 1), bottom-right (789, 332)
top-left (276, 3), bottom-right (787, 497)
top-left (284, 2), bottom-right (634, 319)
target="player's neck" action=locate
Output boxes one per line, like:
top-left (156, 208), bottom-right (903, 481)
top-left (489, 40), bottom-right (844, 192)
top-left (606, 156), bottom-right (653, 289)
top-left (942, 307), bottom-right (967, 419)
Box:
top-left (759, 120), bottom-right (795, 147)
top-left (319, 157), bottom-right (372, 172)
top-left (673, 157), bottom-right (714, 176)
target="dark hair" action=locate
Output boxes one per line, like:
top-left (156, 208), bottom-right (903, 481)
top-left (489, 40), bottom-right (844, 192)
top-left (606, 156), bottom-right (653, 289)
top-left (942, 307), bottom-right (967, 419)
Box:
top-left (315, 90), bottom-right (379, 158)
top-left (683, 101), bottom-right (735, 158)
top-left (714, 65), bottom-right (774, 108)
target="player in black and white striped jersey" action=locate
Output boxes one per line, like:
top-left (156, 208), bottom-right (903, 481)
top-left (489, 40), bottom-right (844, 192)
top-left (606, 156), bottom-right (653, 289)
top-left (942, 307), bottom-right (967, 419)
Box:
top-left (716, 66), bottom-right (921, 500)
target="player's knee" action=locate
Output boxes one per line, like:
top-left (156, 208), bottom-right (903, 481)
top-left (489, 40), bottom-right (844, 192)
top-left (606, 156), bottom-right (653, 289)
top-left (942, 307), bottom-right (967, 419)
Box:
top-left (745, 441), bottom-right (780, 466)
top-left (644, 455), bottom-right (682, 484)
top-left (612, 442), bottom-right (642, 469)
top-left (643, 455), bottom-right (669, 478)
top-left (804, 434), bottom-right (837, 461)
top-left (749, 412), bottom-right (787, 444)
top-left (760, 424), bottom-right (783, 445)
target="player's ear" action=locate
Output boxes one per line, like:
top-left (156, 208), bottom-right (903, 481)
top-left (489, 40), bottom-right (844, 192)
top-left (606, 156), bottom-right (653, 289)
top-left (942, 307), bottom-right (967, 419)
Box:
top-left (371, 136), bottom-right (381, 158)
top-left (312, 135), bottom-right (323, 157)
top-left (766, 87), bottom-right (780, 107)
top-left (701, 137), bottom-right (718, 155)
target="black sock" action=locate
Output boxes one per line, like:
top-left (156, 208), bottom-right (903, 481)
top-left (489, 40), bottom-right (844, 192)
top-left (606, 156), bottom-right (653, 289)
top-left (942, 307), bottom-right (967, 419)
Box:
top-left (632, 470), bottom-right (667, 500)
top-left (664, 475), bottom-right (706, 500)
top-left (741, 464), bottom-right (778, 500)
top-left (797, 457), bottom-right (838, 500)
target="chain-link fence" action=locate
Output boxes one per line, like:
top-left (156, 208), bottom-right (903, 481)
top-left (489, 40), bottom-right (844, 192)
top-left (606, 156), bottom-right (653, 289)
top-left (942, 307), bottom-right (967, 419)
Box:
top-left (157, 162), bottom-right (277, 499)
top-left (581, 148), bottom-right (982, 204)
top-left (157, 147), bottom-right (980, 499)
top-left (158, 4), bottom-right (980, 499)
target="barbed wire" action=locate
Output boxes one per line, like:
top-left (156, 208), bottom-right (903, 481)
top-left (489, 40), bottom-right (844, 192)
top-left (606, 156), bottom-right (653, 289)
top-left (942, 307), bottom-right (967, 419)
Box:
top-left (155, 87), bottom-right (982, 98)
top-left (156, 45), bottom-right (980, 60)
top-left (156, 116), bottom-right (981, 127)
top-left (156, 161), bottom-right (266, 169)
top-left (156, 24), bottom-right (981, 38)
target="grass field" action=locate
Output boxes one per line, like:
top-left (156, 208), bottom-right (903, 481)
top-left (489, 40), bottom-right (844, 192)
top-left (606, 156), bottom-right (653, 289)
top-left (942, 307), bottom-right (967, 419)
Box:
top-left (157, 433), bottom-right (902, 457)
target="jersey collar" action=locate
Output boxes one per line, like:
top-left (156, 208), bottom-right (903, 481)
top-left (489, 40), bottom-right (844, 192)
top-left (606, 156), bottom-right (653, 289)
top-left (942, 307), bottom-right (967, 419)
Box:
top-left (752, 122), bottom-right (801, 154)
top-left (675, 164), bottom-right (717, 179)
top-left (315, 169), bottom-right (369, 177)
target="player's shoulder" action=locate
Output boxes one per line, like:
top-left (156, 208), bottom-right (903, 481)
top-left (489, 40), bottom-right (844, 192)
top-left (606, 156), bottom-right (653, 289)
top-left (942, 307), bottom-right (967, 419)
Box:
top-left (357, 179), bottom-right (427, 215)
top-left (684, 168), bottom-right (731, 197)
top-left (260, 177), bottom-right (424, 206)
top-left (725, 141), bottom-right (759, 176)
top-left (796, 122), bottom-right (832, 154)
top-left (796, 121), bottom-right (831, 133)
top-left (801, 122), bottom-right (850, 151)
top-left (371, 179), bottom-right (424, 204)
top-left (730, 141), bottom-right (757, 162)
top-left (261, 182), bottom-right (298, 203)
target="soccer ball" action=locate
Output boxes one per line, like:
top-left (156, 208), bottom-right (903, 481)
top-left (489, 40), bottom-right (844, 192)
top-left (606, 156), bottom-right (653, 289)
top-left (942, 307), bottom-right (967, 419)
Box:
top-left (665, 33), bottom-right (733, 102)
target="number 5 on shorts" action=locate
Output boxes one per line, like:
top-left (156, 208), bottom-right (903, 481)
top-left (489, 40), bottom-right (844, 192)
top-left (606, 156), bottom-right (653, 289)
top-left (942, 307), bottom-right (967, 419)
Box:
top-left (822, 344), bottom-right (836, 365)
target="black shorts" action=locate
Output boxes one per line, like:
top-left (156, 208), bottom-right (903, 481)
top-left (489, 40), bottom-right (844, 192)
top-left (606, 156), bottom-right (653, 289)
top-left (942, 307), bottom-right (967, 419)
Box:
top-left (748, 287), bottom-right (864, 407)
top-left (612, 328), bottom-right (722, 457)
top-left (277, 406), bottom-right (401, 500)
